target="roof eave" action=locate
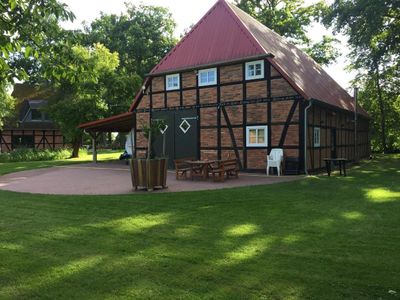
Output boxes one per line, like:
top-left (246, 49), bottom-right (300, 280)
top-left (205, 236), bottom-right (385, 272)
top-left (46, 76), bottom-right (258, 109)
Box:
top-left (310, 98), bottom-right (370, 119)
top-left (147, 54), bottom-right (273, 77)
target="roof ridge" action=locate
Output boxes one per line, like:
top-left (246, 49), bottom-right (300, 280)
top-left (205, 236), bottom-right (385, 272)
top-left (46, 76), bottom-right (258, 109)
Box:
top-left (150, 0), bottom-right (266, 74)
top-left (150, 1), bottom-right (221, 74)
top-left (219, 1), bottom-right (266, 54)
top-left (228, 4), bottom-right (355, 101)
top-left (228, 3), bottom-right (309, 98)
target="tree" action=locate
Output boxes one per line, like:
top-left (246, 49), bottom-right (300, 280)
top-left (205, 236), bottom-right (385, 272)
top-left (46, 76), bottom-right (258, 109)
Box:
top-left (80, 4), bottom-right (177, 122)
top-left (305, 35), bottom-right (340, 66)
top-left (83, 4), bottom-right (177, 78)
top-left (324, 0), bottom-right (400, 152)
top-left (357, 66), bottom-right (400, 152)
top-left (0, 0), bottom-right (74, 83)
top-left (234, 0), bottom-right (338, 65)
top-left (0, 82), bottom-right (15, 130)
top-left (44, 43), bottom-right (119, 157)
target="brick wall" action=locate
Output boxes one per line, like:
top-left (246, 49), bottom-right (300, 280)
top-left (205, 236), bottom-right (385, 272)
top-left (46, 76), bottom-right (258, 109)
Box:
top-left (247, 103), bottom-right (268, 124)
top-left (220, 64), bottom-right (242, 83)
top-left (271, 100), bottom-right (299, 122)
top-left (271, 78), bottom-right (297, 97)
top-left (221, 84), bottom-right (242, 102)
top-left (201, 107), bottom-right (217, 127)
top-left (246, 80), bottom-right (267, 99)
top-left (152, 76), bottom-right (164, 92)
top-left (137, 95), bottom-right (150, 109)
top-left (201, 129), bottom-right (217, 147)
top-left (167, 91), bottom-right (180, 107)
top-left (222, 106), bottom-right (243, 125)
top-left (247, 149), bottom-right (268, 169)
top-left (199, 88), bottom-right (217, 104)
top-left (134, 59), bottom-right (306, 171)
top-left (182, 71), bottom-right (196, 88)
top-left (152, 93), bottom-right (164, 109)
top-left (182, 90), bottom-right (196, 106)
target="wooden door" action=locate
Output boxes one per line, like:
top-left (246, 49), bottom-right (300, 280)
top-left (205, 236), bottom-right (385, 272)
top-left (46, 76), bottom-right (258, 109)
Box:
top-left (174, 109), bottom-right (198, 160)
top-left (153, 109), bottom-right (198, 168)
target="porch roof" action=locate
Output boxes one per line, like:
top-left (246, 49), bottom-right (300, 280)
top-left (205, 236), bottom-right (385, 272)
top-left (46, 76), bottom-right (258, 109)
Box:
top-left (79, 112), bottom-right (134, 132)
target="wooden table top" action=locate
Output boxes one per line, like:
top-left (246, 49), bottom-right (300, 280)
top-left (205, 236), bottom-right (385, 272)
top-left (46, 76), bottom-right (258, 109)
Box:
top-left (185, 160), bottom-right (216, 165)
top-left (323, 158), bottom-right (348, 161)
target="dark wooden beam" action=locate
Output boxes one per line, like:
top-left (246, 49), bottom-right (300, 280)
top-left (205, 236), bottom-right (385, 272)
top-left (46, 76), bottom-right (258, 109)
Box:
top-left (222, 106), bottom-right (243, 169)
top-left (266, 60), bottom-right (272, 153)
top-left (278, 99), bottom-right (299, 147)
top-left (217, 67), bottom-right (221, 160)
top-left (242, 62), bottom-right (247, 169)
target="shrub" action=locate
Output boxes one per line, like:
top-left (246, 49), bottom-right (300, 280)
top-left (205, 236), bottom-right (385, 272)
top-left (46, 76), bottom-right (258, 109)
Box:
top-left (0, 148), bottom-right (71, 162)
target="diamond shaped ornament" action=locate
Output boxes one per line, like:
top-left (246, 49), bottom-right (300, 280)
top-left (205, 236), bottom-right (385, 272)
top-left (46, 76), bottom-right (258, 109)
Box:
top-left (179, 119), bottom-right (191, 134)
top-left (160, 124), bottom-right (168, 135)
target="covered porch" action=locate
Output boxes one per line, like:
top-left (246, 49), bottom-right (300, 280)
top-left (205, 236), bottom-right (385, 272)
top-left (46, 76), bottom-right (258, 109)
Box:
top-left (79, 112), bottom-right (135, 163)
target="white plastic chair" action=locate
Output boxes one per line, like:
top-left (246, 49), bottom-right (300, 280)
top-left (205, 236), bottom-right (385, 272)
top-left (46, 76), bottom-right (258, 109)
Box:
top-left (266, 149), bottom-right (284, 176)
top-left (125, 129), bottom-right (135, 156)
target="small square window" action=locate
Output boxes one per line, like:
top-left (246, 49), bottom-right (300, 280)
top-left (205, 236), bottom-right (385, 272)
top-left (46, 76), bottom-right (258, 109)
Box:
top-left (245, 60), bottom-right (264, 80)
top-left (198, 68), bottom-right (217, 86)
top-left (314, 127), bottom-right (321, 147)
top-left (246, 125), bottom-right (268, 147)
top-left (166, 74), bottom-right (180, 91)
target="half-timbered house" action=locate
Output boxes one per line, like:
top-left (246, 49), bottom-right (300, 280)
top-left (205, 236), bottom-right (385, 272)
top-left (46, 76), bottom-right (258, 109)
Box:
top-left (0, 85), bottom-right (64, 152)
top-left (80, 0), bottom-right (370, 173)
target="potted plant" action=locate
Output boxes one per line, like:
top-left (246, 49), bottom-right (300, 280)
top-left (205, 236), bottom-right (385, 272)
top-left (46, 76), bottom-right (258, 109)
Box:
top-left (130, 119), bottom-right (168, 191)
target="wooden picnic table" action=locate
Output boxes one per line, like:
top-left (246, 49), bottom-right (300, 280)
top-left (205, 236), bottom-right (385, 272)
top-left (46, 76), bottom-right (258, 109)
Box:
top-left (185, 160), bottom-right (216, 180)
top-left (323, 158), bottom-right (348, 176)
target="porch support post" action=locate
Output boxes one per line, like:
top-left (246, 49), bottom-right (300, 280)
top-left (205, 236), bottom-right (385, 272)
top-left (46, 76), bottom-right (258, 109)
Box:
top-left (92, 136), bottom-right (97, 163)
top-left (89, 132), bottom-right (98, 163)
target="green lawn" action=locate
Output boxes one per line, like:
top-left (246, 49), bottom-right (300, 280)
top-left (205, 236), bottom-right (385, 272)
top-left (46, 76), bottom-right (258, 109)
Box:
top-left (0, 149), bottom-right (121, 176)
top-left (0, 156), bottom-right (399, 299)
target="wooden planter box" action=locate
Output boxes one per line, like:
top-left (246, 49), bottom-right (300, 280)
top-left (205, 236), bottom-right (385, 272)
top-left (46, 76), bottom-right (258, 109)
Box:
top-left (129, 158), bottom-right (168, 191)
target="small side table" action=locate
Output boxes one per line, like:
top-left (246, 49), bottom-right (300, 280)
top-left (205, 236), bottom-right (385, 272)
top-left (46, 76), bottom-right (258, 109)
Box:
top-left (323, 158), bottom-right (348, 176)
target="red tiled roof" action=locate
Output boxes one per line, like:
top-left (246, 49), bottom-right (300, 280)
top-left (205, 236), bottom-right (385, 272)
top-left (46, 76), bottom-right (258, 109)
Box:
top-left (150, 0), bottom-right (267, 75)
top-left (150, 0), bottom-right (368, 116)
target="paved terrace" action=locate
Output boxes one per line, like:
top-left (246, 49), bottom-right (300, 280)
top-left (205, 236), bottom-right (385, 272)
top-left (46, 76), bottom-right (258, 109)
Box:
top-left (0, 162), bottom-right (303, 195)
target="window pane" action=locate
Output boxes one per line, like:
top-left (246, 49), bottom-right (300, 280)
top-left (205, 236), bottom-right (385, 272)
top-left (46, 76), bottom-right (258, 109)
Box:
top-left (248, 64), bottom-right (255, 77)
top-left (257, 129), bottom-right (265, 143)
top-left (255, 64), bottom-right (262, 75)
top-left (208, 70), bottom-right (215, 82)
top-left (249, 129), bottom-right (257, 143)
top-left (31, 109), bottom-right (41, 120)
top-left (200, 72), bottom-right (207, 83)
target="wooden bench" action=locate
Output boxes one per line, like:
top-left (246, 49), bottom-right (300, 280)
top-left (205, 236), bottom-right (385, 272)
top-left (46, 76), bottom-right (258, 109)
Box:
top-left (173, 157), bottom-right (195, 180)
top-left (209, 159), bottom-right (239, 182)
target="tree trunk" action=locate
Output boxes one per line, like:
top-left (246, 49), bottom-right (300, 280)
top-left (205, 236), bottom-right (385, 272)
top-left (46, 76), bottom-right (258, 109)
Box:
top-left (71, 138), bottom-right (81, 158)
top-left (108, 132), bottom-right (112, 147)
top-left (374, 62), bottom-right (387, 153)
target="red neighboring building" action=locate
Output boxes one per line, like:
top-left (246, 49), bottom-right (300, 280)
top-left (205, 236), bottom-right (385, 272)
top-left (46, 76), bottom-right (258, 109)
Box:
top-left (80, 0), bottom-right (370, 173)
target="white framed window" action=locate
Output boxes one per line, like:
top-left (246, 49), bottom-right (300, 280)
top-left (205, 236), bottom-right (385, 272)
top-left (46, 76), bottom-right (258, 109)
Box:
top-left (166, 74), bottom-right (180, 90)
top-left (246, 125), bottom-right (268, 147)
top-left (198, 68), bottom-right (217, 86)
top-left (245, 60), bottom-right (264, 80)
top-left (314, 127), bottom-right (321, 147)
